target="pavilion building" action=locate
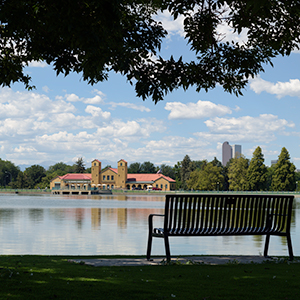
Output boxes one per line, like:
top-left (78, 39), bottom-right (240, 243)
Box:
top-left (50, 159), bottom-right (176, 194)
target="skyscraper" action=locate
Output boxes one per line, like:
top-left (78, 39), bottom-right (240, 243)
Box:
top-left (222, 142), bottom-right (242, 166)
top-left (222, 141), bottom-right (232, 166)
top-left (232, 144), bottom-right (242, 159)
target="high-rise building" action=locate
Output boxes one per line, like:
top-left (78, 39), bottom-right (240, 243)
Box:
top-left (232, 144), bottom-right (242, 159)
top-left (271, 160), bottom-right (278, 166)
top-left (222, 141), bottom-right (232, 166)
top-left (222, 142), bottom-right (242, 166)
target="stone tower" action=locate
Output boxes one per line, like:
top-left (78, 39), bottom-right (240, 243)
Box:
top-left (91, 159), bottom-right (102, 186)
top-left (117, 159), bottom-right (127, 188)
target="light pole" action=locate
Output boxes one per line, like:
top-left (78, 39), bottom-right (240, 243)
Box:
top-left (217, 182), bottom-right (219, 192)
top-left (5, 171), bottom-right (12, 187)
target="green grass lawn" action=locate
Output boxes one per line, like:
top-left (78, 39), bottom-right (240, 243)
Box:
top-left (0, 255), bottom-right (299, 299)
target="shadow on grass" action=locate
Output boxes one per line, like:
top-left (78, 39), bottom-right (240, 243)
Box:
top-left (0, 255), bottom-right (299, 299)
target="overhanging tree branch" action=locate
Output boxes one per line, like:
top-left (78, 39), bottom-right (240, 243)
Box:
top-left (1, 0), bottom-right (300, 102)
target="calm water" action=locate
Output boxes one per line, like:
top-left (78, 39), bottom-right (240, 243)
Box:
top-left (0, 193), bottom-right (299, 256)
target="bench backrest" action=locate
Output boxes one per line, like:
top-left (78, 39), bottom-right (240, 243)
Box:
top-left (164, 194), bottom-right (294, 235)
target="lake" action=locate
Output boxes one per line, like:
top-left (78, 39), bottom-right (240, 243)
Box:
top-left (0, 193), bottom-right (299, 257)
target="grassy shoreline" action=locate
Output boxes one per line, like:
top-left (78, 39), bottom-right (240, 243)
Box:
top-left (0, 188), bottom-right (299, 197)
top-left (0, 255), bottom-right (300, 299)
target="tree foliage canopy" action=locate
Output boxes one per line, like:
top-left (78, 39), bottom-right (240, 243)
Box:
top-left (24, 164), bottom-right (46, 188)
top-left (158, 164), bottom-right (176, 179)
top-left (228, 155), bottom-right (249, 191)
top-left (128, 162), bottom-right (142, 174)
top-left (0, 158), bottom-right (20, 187)
top-left (180, 155), bottom-right (195, 189)
top-left (271, 147), bottom-right (296, 191)
top-left (1, 1), bottom-right (300, 102)
top-left (74, 157), bottom-right (85, 173)
top-left (187, 162), bottom-right (224, 191)
top-left (246, 146), bottom-right (267, 191)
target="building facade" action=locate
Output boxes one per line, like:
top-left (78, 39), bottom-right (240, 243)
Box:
top-left (50, 159), bottom-right (176, 191)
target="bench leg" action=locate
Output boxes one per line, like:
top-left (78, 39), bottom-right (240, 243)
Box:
top-left (264, 234), bottom-right (270, 257)
top-left (287, 233), bottom-right (294, 261)
top-left (146, 234), bottom-right (153, 261)
top-left (164, 234), bottom-right (171, 262)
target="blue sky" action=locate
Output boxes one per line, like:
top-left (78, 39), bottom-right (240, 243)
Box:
top-left (1, 13), bottom-right (300, 170)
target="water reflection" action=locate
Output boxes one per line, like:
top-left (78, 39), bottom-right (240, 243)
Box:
top-left (0, 194), bottom-right (298, 256)
top-left (29, 209), bottom-right (44, 223)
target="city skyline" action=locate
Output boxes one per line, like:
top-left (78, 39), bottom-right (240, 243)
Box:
top-left (222, 142), bottom-right (242, 166)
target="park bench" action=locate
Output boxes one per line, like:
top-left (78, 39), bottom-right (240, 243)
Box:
top-left (147, 194), bottom-right (294, 261)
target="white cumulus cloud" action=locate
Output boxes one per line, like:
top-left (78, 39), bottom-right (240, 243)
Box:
top-left (85, 105), bottom-right (111, 120)
top-left (165, 100), bottom-right (232, 120)
top-left (28, 60), bottom-right (48, 68)
top-left (109, 102), bottom-right (151, 112)
top-left (195, 114), bottom-right (295, 143)
top-left (250, 76), bottom-right (300, 98)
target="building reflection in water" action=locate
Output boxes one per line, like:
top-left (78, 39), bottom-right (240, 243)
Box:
top-left (91, 208), bottom-right (101, 229)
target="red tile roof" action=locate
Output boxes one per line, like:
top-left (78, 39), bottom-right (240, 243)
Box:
top-left (57, 172), bottom-right (175, 183)
top-left (109, 168), bottom-right (118, 174)
top-left (60, 173), bottom-right (92, 180)
top-left (127, 173), bottom-right (176, 183)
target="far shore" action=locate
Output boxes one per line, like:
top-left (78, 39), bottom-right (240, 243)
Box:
top-left (0, 188), bottom-right (299, 197)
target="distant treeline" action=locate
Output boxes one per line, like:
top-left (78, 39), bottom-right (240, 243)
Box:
top-left (0, 147), bottom-right (298, 191)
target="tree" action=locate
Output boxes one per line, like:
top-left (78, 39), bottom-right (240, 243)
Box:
top-left (0, 159), bottom-right (20, 187)
top-left (128, 162), bottom-right (142, 174)
top-left (271, 147), bottom-right (296, 191)
top-left (295, 171), bottom-right (300, 191)
top-left (266, 165), bottom-right (276, 191)
top-left (15, 172), bottom-right (26, 189)
top-left (187, 162), bottom-right (224, 191)
top-left (1, 1), bottom-right (300, 102)
top-left (38, 172), bottom-right (59, 189)
top-left (246, 146), bottom-right (267, 191)
top-left (228, 156), bottom-right (249, 191)
top-left (180, 155), bottom-right (194, 190)
top-left (158, 164), bottom-right (175, 179)
top-left (140, 161), bottom-right (156, 173)
top-left (74, 158), bottom-right (85, 173)
top-left (47, 162), bottom-right (71, 176)
top-left (24, 165), bottom-right (46, 188)
top-left (210, 157), bottom-right (223, 168)
top-left (173, 161), bottom-right (182, 190)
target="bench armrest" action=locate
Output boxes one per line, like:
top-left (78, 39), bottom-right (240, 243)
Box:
top-left (149, 214), bottom-right (165, 218)
top-left (148, 214), bottom-right (165, 232)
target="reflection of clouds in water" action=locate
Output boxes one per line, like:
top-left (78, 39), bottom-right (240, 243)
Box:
top-left (0, 195), bottom-right (299, 256)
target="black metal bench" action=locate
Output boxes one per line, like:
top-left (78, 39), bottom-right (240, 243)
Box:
top-left (147, 194), bottom-right (294, 261)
